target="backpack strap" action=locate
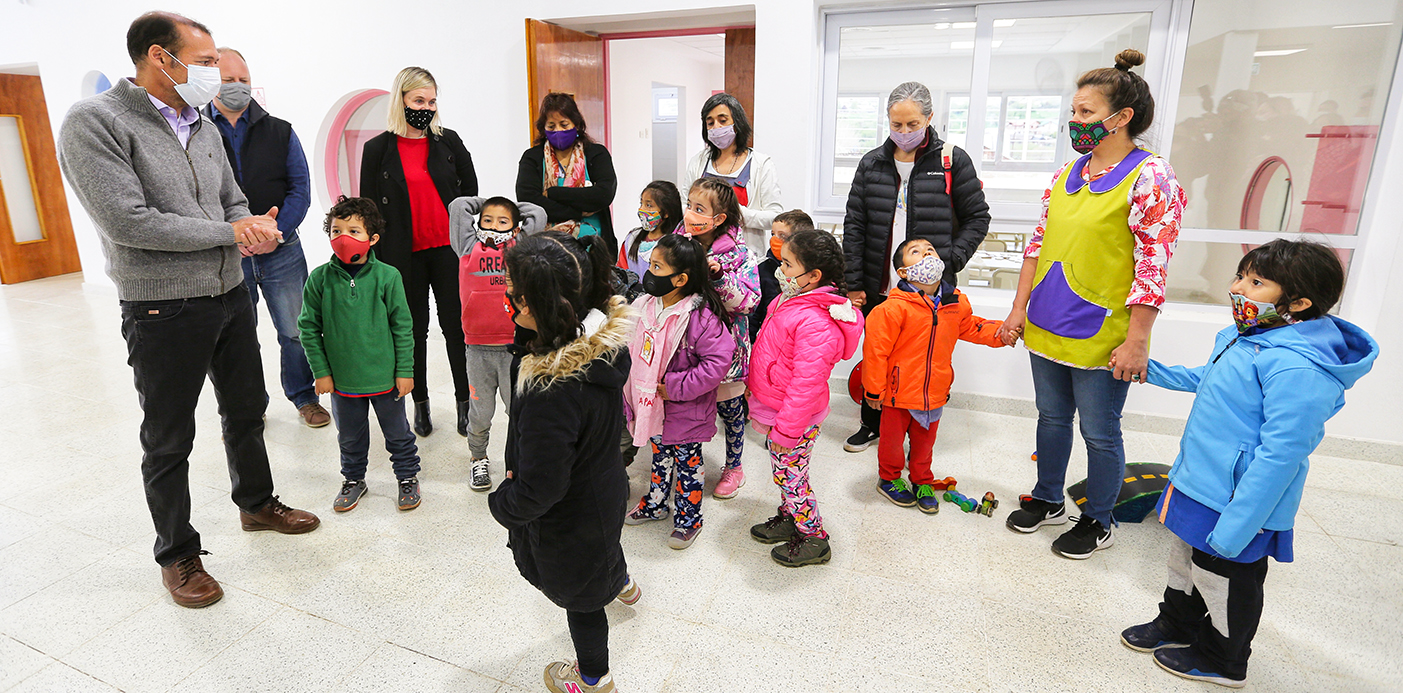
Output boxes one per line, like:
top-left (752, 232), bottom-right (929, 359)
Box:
top-left (941, 140), bottom-right (956, 197)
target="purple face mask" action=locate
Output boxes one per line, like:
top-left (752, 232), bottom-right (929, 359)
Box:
top-left (545, 127), bottom-right (578, 150)
top-left (890, 127), bottom-right (926, 152)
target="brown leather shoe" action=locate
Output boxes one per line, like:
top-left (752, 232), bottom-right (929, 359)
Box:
top-left (240, 496), bottom-right (321, 534)
top-left (298, 402), bottom-right (331, 428)
top-left (161, 553), bottom-right (224, 608)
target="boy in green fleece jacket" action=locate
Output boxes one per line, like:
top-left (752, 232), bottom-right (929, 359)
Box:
top-left (299, 196), bottom-right (421, 513)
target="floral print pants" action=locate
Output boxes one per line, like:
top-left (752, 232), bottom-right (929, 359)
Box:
top-left (635, 438), bottom-right (704, 530)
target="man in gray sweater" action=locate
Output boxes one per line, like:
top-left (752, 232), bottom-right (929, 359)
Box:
top-left (58, 11), bottom-right (319, 609)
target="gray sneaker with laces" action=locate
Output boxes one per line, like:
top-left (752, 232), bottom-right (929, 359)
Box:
top-left (470, 459), bottom-right (492, 491)
top-left (334, 479), bottom-right (367, 512)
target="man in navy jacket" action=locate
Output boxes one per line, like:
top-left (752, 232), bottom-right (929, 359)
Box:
top-left (208, 47), bottom-right (327, 428)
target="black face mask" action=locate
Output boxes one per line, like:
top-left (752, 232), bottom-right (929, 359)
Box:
top-left (404, 106), bottom-right (434, 131)
top-left (641, 270), bottom-right (680, 297)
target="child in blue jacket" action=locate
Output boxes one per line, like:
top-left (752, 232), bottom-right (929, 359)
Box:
top-left (1118, 240), bottom-right (1377, 688)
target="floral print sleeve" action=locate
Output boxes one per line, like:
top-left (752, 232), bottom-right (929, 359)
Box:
top-left (1023, 161), bottom-right (1072, 262)
top-left (1126, 156), bottom-right (1185, 309)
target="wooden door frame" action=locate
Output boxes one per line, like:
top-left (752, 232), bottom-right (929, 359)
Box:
top-left (597, 25), bottom-right (754, 150)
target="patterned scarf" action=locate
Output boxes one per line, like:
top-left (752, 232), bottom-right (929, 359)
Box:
top-left (542, 141), bottom-right (587, 193)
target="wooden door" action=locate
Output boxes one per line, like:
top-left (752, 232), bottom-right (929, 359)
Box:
top-left (525, 19), bottom-right (605, 146)
top-left (725, 28), bottom-right (756, 132)
top-left (0, 74), bottom-right (81, 284)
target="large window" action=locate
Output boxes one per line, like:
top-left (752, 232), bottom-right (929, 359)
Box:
top-left (819, 0), bottom-right (1403, 307)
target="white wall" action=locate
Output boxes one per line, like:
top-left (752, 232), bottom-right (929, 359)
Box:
top-left (607, 36), bottom-right (725, 224)
top-left (0, 0), bottom-right (1395, 449)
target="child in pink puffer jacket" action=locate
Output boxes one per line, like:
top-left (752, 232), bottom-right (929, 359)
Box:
top-left (746, 229), bottom-right (863, 567)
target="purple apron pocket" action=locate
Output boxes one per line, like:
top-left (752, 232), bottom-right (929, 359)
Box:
top-left (1027, 262), bottom-right (1110, 340)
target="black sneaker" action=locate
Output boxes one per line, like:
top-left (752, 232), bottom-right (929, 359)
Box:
top-left (1051, 515), bottom-right (1114, 559)
top-left (397, 477), bottom-right (422, 511)
top-left (1005, 495), bottom-right (1068, 533)
top-left (750, 511), bottom-right (798, 544)
top-left (333, 479), bottom-right (367, 513)
top-left (843, 426), bottom-right (879, 453)
top-left (1121, 620), bottom-right (1194, 653)
top-left (470, 459), bottom-right (492, 491)
top-left (1154, 646), bottom-right (1246, 688)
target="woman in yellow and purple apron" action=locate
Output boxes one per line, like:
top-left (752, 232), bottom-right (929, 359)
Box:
top-left (1000, 49), bottom-right (1186, 560)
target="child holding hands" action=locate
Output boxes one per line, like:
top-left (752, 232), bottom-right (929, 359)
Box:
top-left (863, 238), bottom-right (1011, 513)
top-left (1120, 240), bottom-right (1376, 688)
top-left (299, 197), bottom-right (421, 512)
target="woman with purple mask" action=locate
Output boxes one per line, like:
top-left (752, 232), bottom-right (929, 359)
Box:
top-left (683, 93), bottom-right (784, 252)
top-left (516, 93), bottom-right (619, 253)
top-left (840, 80), bottom-right (991, 453)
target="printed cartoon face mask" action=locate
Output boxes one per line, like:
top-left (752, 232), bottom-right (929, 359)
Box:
top-left (901, 254), bottom-right (945, 285)
top-left (775, 265), bottom-right (811, 298)
top-left (1229, 292), bottom-right (1294, 333)
top-left (637, 209), bottom-right (662, 231)
top-left (683, 209), bottom-right (719, 237)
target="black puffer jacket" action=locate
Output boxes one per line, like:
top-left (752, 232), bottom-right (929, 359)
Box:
top-left (843, 127), bottom-right (990, 297)
top-left (488, 297), bottom-right (631, 612)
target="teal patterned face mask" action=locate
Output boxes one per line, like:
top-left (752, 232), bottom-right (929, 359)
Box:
top-left (1068, 119), bottom-right (1113, 154)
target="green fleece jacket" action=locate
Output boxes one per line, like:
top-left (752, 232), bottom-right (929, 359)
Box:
top-left (298, 252), bottom-right (413, 394)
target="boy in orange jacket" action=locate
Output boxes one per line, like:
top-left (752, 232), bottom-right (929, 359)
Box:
top-left (862, 238), bottom-right (1014, 513)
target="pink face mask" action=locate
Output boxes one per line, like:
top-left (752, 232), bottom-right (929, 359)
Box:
top-left (683, 208), bottom-right (718, 237)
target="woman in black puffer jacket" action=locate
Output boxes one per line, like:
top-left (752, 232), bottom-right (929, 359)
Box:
top-left (841, 81), bottom-right (991, 451)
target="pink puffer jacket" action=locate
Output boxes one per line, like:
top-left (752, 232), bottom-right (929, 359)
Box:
top-left (747, 286), bottom-right (864, 447)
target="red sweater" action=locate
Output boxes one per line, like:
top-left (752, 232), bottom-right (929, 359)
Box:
top-left (396, 136), bottom-right (449, 252)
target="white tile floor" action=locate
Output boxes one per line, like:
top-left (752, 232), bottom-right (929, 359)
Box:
top-left (0, 273), bottom-right (1399, 693)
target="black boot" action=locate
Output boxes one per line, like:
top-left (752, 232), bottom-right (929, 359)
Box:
top-left (413, 399), bottom-right (433, 437)
top-left (457, 400), bottom-right (470, 437)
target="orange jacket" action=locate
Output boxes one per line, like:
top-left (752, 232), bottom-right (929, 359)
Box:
top-left (862, 287), bottom-right (1006, 411)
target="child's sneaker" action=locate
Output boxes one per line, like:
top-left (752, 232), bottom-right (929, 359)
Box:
top-left (624, 503), bottom-right (666, 526)
top-left (397, 477), bottom-right (421, 511)
top-left (616, 574), bottom-right (641, 605)
top-left (713, 466), bottom-right (745, 499)
top-left (877, 478), bottom-right (917, 507)
top-left (333, 479), bottom-right (367, 512)
top-left (1153, 647), bottom-right (1246, 688)
top-left (470, 458), bottom-right (491, 491)
top-left (843, 425), bottom-right (879, 452)
top-left (750, 511), bottom-right (797, 544)
top-left (1121, 620), bottom-right (1193, 653)
top-left (915, 484), bottom-right (940, 514)
top-left (668, 525), bottom-right (701, 549)
top-left (771, 534), bottom-right (832, 567)
top-left (1005, 495), bottom-right (1068, 533)
top-left (1052, 515), bottom-right (1114, 559)
top-left (544, 660), bottom-right (615, 693)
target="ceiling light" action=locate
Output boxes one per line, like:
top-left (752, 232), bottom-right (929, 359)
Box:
top-left (994, 19), bottom-right (1017, 27)
top-left (951, 40), bottom-right (1001, 49)
top-left (1332, 22), bottom-right (1393, 29)
top-left (1253, 48), bottom-right (1307, 57)
top-left (933, 22), bottom-right (951, 30)
top-left (953, 22), bottom-right (976, 29)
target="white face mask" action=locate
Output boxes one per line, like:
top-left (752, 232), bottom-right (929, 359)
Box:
top-left (161, 48), bottom-right (221, 108)
top-left (901, 254), bottom-right (945, 285)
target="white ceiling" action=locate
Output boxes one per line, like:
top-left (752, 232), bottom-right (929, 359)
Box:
top-left (666, 33), bottom-right (727, 58)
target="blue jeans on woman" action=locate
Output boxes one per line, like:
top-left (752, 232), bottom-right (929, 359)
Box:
top-left (1029, 352), bottom-right (1131, 527)
top-left (242, 239), bottom-right (317, 410)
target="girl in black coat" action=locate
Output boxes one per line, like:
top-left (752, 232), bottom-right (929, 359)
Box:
top-left (489, 231), bottom-right (633, 693)
top-left (516, 93), bottom-right (619, 253)
top-left (359, 67), bottom-right (478, 437)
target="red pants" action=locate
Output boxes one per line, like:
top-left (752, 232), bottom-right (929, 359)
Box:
top-left (878, 406), bottom-right (941, 485)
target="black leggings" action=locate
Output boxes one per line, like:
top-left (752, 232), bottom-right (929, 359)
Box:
top-left (858, 292), bottom-right (887, 431)
top-left (566, 608), bottom-right (609, 679)
top-left (407, 245), bottom-right (469, 402)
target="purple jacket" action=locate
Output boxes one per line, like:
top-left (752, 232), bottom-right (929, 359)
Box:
top-left (658, 306), bottom-right (735, 445)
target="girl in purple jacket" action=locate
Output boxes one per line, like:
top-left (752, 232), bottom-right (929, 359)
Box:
top-left (623, 234), bottom-right (737, 549)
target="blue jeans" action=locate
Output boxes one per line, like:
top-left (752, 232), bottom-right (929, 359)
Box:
top-left (242, 240), bottom-right (317, 409)
top-left (1029, 352), bottom-right (1131, 527)
top-left (330, 391), bottom-right (421, 481)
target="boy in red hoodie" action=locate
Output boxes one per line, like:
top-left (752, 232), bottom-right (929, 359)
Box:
top-left (862, 238), bottom-right (1014, 513)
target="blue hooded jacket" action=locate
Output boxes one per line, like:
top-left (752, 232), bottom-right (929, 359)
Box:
top-left (1148, 316), bottom-right (1377, 559)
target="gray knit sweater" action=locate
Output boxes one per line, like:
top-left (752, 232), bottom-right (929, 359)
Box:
top-left (59, 77), bottom-right (251, 301)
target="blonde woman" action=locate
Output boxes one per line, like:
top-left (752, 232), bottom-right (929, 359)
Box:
top-left (360, 66), bottom-right (478, 438)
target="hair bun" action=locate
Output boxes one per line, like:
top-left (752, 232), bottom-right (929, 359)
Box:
top-left (1115, 48), bottom-right (1146, 71)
